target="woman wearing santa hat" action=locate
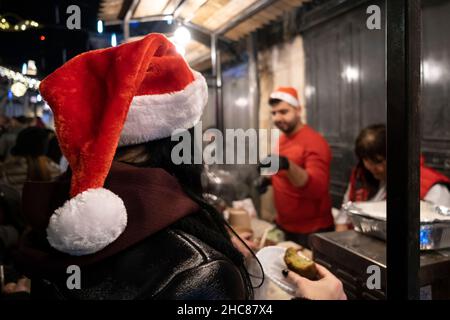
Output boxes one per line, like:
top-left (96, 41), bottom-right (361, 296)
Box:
top-left (9, 33), bottom-right (345, 300)
top-left (10, 33), bottom-right (254, 299)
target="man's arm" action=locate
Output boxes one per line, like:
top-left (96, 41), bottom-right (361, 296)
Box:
top-left (298, 149), bottom-right (330, 198)
top-left (285, 160), bottom-right (309, 187)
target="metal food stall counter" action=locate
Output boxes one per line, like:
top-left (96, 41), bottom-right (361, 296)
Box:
top-left (310, 231), bottom-right (450, 300)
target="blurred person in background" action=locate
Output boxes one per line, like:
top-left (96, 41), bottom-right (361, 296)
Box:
top-left (335, 124), bottom-right (450, 231)
top-left (0, 115), bottom-right (10, 136)
top-left (257, 87), bottom-right (334, 248)
top-left (0, 116), bottom-right (32, 161)
top-left (0, 127), bottom-right (61, 194)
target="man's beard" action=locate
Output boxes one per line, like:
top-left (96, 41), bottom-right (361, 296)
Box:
top-left (275, 120), bottom-right (298, 134)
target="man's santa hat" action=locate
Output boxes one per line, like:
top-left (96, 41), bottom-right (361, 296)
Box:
top-left (39, 33), bottom-right (207, 256)
top-left (269, 87), bottom-right (300, 107)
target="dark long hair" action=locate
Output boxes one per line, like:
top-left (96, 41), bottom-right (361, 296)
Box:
top-left (354, 124), bottom-right (386, 198)
top-left (116, 127), bottom-right (256, 298)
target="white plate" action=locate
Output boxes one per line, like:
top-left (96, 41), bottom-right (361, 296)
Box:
top-left (256, 246), bottom-right (298, 295)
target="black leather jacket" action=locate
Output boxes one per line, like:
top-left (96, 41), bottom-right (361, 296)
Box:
top-left (30, 229), bottom-right (249, 300)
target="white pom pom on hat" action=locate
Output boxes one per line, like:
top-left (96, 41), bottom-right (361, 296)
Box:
top-left (47, 188), bottom-right (127, 256)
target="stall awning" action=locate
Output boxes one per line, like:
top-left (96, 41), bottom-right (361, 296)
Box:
top-left (98, 0), bottom-right (310, 69)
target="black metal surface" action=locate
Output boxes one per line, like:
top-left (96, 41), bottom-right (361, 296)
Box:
top-left (211, 34), bottom-right (224, 132)
top-left (311, 231), bottom-right (388, 299)
top-left (310, 231), bottom-right (450, 299)
top-left (421, 0), bottom-right (450, 177)
top-left (386, 0), bottom-right (421, 300)
top-left (303, 0), bottom-right (386, 208)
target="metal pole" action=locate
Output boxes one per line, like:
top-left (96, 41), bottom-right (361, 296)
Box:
top-left (123, 0), bottom-right (141, 41)
top-left (247, 32), bottom-right (260, 131)
top-left (247, 31), bottom-right (261, 214)
top-left (211, 33), bottom-right (223, 131)
top-left (54, 4), bottom-right (60, 24)
top-left (386, 0), bottom-right (421, 300)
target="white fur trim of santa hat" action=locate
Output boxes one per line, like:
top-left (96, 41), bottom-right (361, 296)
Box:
top-left (118, 71), bottom-right (208, 146)
top-left (47, 188), bottom-right (127, 256)
top-left (269, 91), bottom-right (300, 107)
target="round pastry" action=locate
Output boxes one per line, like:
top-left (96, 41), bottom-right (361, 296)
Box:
top-left (284, 247), bottom-right (318, 280)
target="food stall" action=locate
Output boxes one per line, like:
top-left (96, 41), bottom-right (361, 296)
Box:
top-left (96, 0), bottom-right (450, 300)
top-left (311, 231), bottom-right (450, 300)
top-left (2, 0), bottom-right (450, 301)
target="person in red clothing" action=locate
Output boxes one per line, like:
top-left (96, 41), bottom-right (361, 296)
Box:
top-left (335, 124), bottom-right (450, 231)
top-left (258, 87), bottom-right (334, 248)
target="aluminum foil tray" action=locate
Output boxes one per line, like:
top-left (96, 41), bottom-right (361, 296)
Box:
top-left (344, 202), bottom-right (450, 250)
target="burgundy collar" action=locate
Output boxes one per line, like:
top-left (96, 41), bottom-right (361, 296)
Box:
top-left (15, 162), bottom-right (199, 276)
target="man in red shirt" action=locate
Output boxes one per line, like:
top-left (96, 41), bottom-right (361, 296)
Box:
top-left (259, 87), bottom-right (334, 248)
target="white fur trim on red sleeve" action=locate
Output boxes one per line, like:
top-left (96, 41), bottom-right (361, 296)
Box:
top-left (46, 188), bottom-right (127, 256)
top-left (119, 71), bottom-right (208, 146)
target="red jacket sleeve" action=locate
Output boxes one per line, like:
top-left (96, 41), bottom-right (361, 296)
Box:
top-left (298, 143), bottom-right (331, 199)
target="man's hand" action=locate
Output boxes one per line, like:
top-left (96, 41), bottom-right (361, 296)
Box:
top-left (335, 224), bottom-right (350, 232)
top-left (254, 176), bottom-right (271, 194)
top-left (284, 264), bottom-right (347, 300)
top-left (260, 154), bottom-right (309, 187)
top-left (259, 154), bottom-right (290, 171)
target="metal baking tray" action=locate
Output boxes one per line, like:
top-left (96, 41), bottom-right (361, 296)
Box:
top-left (344, 202), bottom-right (450, 250)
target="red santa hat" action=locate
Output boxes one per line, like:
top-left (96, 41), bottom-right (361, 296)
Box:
top-left (39, 33), bottom-right (207, 256)
top-left (269, 87), bottom-right (300, 107)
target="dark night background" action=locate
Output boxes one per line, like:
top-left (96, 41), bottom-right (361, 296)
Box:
top-left (0, 0), bottom-right (102, 78)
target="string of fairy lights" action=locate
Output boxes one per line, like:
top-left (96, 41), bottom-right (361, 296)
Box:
top-left (0, 66), bottom-right (40, 91)
top-left (0, 66), bottom-right (41, 99)
top-left (0, 13), bottom-right (42, 98)
top-left (0, 14), bottom-right (39, 32)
